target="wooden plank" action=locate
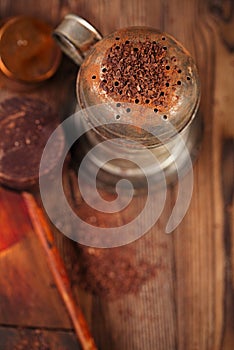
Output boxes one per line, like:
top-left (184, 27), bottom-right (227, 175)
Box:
top-left (0, 187), bottom-right (72, 328)
top-left (209, 1), bottom-right (234, 349)
top-left (0, 326), bottom-right (80, 350)
top-left (164, 2), bottom-right (222, 350)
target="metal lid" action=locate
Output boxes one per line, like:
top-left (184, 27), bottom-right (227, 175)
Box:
top-left (53, 16), bottom-right (200, 146)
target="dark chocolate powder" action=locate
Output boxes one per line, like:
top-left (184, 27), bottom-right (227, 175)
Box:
top-left (100, 40), bottom-right (175, 108)
top-left (71, 245), bottom-right (159, 300)
top-left (62, 167), bottom-right (160, 300)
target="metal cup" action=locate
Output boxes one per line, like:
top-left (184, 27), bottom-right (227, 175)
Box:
top-left (54, 15), bottom-right (202, 192)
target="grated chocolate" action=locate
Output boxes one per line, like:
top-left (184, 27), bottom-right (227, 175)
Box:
top-left (100, 40), bottom-right (177, 108)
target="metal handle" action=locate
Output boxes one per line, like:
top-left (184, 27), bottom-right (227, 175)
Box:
top-left (53, 14), bottom-right (102, 65)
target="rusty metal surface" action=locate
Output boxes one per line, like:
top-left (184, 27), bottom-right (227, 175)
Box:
top-left (77, 27), bottom-right (200, 144)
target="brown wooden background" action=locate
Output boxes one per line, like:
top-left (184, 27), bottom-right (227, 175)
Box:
top-left (0, 0), bottom-right (233, 349)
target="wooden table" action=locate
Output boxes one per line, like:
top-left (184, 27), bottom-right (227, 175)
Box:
top-left (0, 0), bottom-right (233, 349)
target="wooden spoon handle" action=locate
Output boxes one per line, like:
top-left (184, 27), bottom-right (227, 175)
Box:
top-left (22, 191), bottom-right (98, 350)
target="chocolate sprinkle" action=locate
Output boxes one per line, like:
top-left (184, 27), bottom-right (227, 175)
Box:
top-left (100, 40), bottom-right (175, 108)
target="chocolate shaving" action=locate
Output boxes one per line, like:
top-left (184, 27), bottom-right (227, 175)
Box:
top-left (100, 40), bottom-right (175, 108)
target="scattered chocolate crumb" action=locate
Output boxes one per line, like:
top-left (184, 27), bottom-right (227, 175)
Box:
top-left (13, 329), bottom-right (50, 350)
top-left (71, 245), bottom-right (159, 300)
top-left (100, 40), bottom-right (179, 109)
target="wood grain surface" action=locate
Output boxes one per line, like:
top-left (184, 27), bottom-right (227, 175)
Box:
top-left (0, 0), bottom-right (233, 350)
top-left (0, 187), bottom-right (72, 329)
top-left (0, 326), bottom-right (80, 350)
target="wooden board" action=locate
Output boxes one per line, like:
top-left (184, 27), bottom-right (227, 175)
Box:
top-left (0, 187), bottom-right (72, 329)
top-left (0, 0), bottom-right (233, 350)
top-left (0, 326), bottom-right (80, 350)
